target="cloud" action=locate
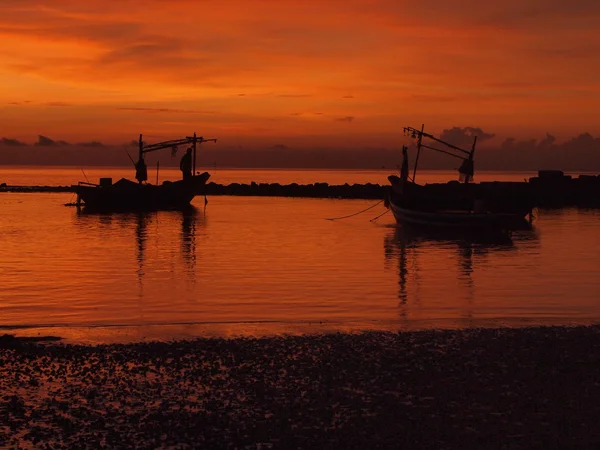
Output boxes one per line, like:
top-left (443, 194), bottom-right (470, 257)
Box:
top-left (439, 127), bottom-right (496, 149)
top-left (270, 144), bottom-right (289, 151)
top-left (499, 137), bottom-right (537, 153)
top-left (277, 94), bottom-right (312, 98)
top-left (34, 135), bottom-right (70, 146)
top-left (499, 132), bottom-right (600, 153)
top-left (116, 107), bottom-right (217, 114)
top-left (44, 102), bottom-right (71, 107)
top-left (335, 116), bottom-right (354, 123)
top-left (1, 137), bottom-right (27, 146)
top-left (100, 40), bottom-right (185, 66)
top-left (365, 0), bottom-right (600, 28)
top-left (537, 133), bottom-right (556, 150)
top-left (77, 141), bottom-right (105, 147)
top-left (8, 100), bottom-right (70, 107)
top-left (0, 0), bottom-right (599, 142)
top-left (491, 131), bottom-right (600, 170)
top-left (408, 94), bottom-right (456, 103)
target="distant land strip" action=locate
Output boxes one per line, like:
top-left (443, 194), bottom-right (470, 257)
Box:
top-left (1, 174), bottom-right (600, 207)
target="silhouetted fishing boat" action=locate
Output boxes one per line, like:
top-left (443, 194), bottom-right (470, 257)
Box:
top-left (387, 125), bottom-right (532, 231)
top-left (73, 133), bottom-right (216, 211)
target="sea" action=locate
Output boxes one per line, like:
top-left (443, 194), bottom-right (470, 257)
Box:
top-left (1, 166), bottom-right (599, 343)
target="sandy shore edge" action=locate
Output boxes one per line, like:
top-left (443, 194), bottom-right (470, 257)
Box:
top-left (2, 326), bottom-right (600, 449)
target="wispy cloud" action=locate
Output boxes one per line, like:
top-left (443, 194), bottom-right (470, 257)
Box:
top-left (116, 107), bottom-right (217, 114)
top-left (77, 141), bottom-right (105, 147)
top-left (1, 137), bottom-right (27, 146)
top-left (277, 94), bottom-right (312, 98)
top-left (0, 0), bottom-right (599, 142)
top-left (44, 102), bottom-right (71, 107)
top-left (34, 135), bottom-right (70, 146)
top-left (439, 127), bottom-right (496, 148)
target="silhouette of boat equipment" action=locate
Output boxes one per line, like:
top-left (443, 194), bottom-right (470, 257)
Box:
top-left (387, 125), bottom-right (532, 231)
top-left (73, 133), bottom-right (216, 211)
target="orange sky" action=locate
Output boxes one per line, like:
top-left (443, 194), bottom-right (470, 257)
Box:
top-left (1, 0), bottom-right (600, 147)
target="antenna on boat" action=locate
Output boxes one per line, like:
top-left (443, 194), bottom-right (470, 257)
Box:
top-left (80, 168), bottom-right (90, 183)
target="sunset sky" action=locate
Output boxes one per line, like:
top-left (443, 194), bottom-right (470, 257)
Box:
top-left (1, 0), bottom-right (600, 149)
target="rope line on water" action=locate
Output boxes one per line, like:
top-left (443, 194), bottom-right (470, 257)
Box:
top-left (326, 199), bottom-right (384, 221)
top-left (369, 209), bottom-right (390, 222)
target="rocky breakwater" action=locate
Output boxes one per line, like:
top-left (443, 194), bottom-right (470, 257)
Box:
top-left (3, 171), bottom-right (600, 208)
top-left (0, 181), bottom-right (387, 199)
top-left (0, 183), bottom-right (72, 193)
top-left (203, 181), bottom-right (387, 199)
top-left (528, 170), bottom-right (600, 208)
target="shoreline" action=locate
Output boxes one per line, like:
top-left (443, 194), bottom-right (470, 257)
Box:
top-left (5, 317), bottom-right (600, 345)
top-left (2, 325), bottom-right (600, 448)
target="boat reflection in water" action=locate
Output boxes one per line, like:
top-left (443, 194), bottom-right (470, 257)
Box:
top-left (75, 205), bottom-right (204, 290)
top-left (383, 224), bottom-right (539, 326)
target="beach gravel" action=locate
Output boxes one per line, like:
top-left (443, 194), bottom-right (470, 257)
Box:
top-left (1, 326), bottom-right (600, 449)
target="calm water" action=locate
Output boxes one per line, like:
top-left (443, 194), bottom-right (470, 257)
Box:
top-left (1, 168), bottom-right (600, 342)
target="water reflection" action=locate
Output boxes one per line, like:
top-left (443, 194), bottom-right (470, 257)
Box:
top-left (384, 225), bottom-right (539, 322)
top-left (180, 206), bottom-right (201, 279)
top-left (134, 212), bottom-right (150, 285)
top-left (75, 206), bottom-right (203, 287)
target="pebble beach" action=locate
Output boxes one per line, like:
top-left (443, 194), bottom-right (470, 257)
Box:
top-left (2, 326), bottom-right (600, 449)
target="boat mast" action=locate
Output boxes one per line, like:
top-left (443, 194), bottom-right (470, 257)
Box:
top-left (138, 134), bottom-right (143, 163)
top-left (193, 132), bottom-right (197, 176)
top-left (412, 124), bottom-right (425, 183)
top-left (135, 134), bottom-right (148, 184)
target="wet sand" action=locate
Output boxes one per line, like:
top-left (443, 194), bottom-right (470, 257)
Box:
top-left (2, 326), bottom-right (600, 449)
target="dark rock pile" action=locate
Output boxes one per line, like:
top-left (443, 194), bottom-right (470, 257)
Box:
top-left (203, 181), bottom-right (386, 199)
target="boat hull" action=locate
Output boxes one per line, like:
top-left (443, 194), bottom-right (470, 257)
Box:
top-left (388, 194), bottom-right (530, 231)
top-left (73, 172), bottom-right (210, 212)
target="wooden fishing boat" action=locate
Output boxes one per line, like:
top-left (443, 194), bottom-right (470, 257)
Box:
top-left (73, 133), bottom-right (216, 211)
top-left (388, 194), bottom-right (529, 230)
top-left (387, 125), bottom-right (532, 232)
top-left (74, 173), bottom-right (211, 212)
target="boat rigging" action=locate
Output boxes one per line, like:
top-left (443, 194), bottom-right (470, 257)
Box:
top-left (134, 133), bottom-right (217, 183)
top-left (403, 125), bottom-right (476, 184)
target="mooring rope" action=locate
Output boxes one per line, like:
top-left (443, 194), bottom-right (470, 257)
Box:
top-left (369, 208), bottom-right (390, 222)
top-left (326, 199), bottom-right (384, 221)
